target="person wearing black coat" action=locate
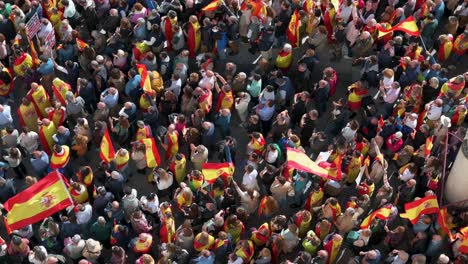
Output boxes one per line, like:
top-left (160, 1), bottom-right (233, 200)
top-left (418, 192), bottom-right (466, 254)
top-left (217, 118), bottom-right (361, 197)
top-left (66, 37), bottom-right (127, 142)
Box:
top-left (0, 177), bottom-right (16, 204)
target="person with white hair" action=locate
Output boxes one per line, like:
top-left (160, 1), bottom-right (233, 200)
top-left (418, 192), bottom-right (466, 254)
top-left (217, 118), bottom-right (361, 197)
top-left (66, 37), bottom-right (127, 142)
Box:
top-left (275, 43), bottom-right (293, 73)
top-left (63, 235), bottom-right (85, 260)
top-left (352, 31), bottom-right (374, 58)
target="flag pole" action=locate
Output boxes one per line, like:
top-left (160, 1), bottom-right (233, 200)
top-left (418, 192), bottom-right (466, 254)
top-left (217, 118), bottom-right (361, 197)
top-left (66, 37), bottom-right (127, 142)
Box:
top-left (419, 35), bottom-right (429, 53)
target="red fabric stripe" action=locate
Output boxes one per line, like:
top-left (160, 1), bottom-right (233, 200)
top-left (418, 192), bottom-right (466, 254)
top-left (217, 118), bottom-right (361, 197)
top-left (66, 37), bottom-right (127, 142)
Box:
top-left (4, 172), bottom-right (62, 210)
top-left (287, 160), bottom-right (329, 178)
top-left (202, 162), bottom-right (232, 170)
top-left (6, 198), bottom-right (72, 232)
top-left (100, 129), bottom-right (115, 163)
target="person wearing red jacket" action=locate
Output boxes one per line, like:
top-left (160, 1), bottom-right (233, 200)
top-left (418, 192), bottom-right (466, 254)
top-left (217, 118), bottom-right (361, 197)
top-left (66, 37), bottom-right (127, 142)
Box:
top-left (385, 131), bottom-right (403, 157)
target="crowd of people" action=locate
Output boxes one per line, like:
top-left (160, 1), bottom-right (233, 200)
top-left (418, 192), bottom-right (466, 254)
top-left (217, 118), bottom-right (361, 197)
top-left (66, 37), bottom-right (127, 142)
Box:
top-left (0, 0), bottom-right (467, 262)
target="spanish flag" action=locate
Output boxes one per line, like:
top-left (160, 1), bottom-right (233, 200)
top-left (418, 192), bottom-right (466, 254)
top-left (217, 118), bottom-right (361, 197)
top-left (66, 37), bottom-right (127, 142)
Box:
top-left (437, 208), bottom-right (454, 241)
top-left (459, 227), bottom-right (468, 254)
top-left (100, 129), bottom-right (115, 163)
top-left (76, 38), bottom-right (89, 52)
top-left (437, 37), bottom-right (453, 62)
top-left (202, 162), bottom-right (234, 184)
top-left (140, 138), bottom-right (161, 168)
top-left (258, 196), bottom-right (268, 216)
top-left (13, 52), bottom-right (33, 77)
top-left (133, 42), bottom-right (150, 61)
top-left (400, 195), bottom-right (439, 224)
top-left (378, 115), bottom-right (385, 132)
top-left (360, 205), bottom-right (392, 228)
top-left (52, 78), bottom-right (71, 106)
top-left (286, 147), bottom-right (329, 178)
top-left (3, 171), bottom-right (73, 233)
top-left (425, 136), bottom-right (433, 158)
top-left (318, 154), bottom-right (344, 181)
top-left (29, 39), bottom-right (41, 68)
top-left (377, 16), bottom-right (420, 38)
top-left (303, 0), bottom-right (314, 13)
top-left (286, 9), bottom-right (300, 47)
top-left (136, 64), bottom-right (153, 94)
top-left (202, 0), bottom-right (221, 11)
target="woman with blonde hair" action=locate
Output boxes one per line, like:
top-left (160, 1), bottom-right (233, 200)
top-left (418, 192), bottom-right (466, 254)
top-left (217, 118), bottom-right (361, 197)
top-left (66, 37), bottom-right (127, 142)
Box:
top-left (25, 175), bottom-right (38, 187)
top-left (380, 68), bottom-right (395, 90)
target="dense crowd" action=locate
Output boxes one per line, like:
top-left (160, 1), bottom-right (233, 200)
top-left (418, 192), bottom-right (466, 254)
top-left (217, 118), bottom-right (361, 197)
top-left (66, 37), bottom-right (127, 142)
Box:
top-left (0, 0), bottom-right (467, 262)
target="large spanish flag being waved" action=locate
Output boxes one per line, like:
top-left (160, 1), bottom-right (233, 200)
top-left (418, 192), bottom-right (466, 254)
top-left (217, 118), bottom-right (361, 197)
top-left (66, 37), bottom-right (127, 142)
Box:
top-left (286, 148), bottom-right (329, 178)
top-left (4, 171), bottom-right (73, 233)
top-left (202, 162), bottom-right (235, 184)
top-left (100, 129), bottom-right (116, 163)
top-left (400, 195), bottom-right (439, 224)
top-left (140, 138), bottom-right (161, 168)
top-left (377, 16), bottom-right (420, 38)
top-left (360, 205), bottom-right (393, 228)
top-left (286, 9), bottom-right (300, 47)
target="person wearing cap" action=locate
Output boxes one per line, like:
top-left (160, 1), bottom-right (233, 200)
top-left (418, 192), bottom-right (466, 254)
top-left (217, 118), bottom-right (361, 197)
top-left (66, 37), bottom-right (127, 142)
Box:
top-left (63, 234), bottom-right (85, 260)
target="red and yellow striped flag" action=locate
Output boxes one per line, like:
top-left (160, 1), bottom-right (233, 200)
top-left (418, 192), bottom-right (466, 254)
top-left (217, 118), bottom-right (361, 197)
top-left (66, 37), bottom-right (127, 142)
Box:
top-left (29, 39), bottom-right (41, 68)
top-left (286, 9), bottom-right (300, 47)
top-left (458, 227), bottom-right (468, 254)
top-left (437, 208), bottom-right (454, 241)
top-left (400, 195), bottom-right (439, 224)
top-left (377, 16), bottom-right (420, 38)
top-left (286, 147), bottom-right (329, 178)
top-left (360, 205), bottom-right (392, 228)
top-left (52, 78), bottom-right (71, 106)
top-left (3, 171), bottom-right (73, 233)
top-left (202, 162), bottom-right (234, 184)
top-left (318, 154), bottom-right (344, 181)
top-left (100, 129), bottom-right (115, 163)
top-left (136, 64), bottom-right (153, 94)
top-left (425, 136), bottom-right (433, 158)
top-left (258, 196), bottom-right (268, 216)
top-left (140, 138), bottom-right (161, 168)
top-left (76, 38), bottom-right (89, 52)
top-left (202, 0), bottom-right (220, 11)
top-left (303, 0), bottom-right (314, 13)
